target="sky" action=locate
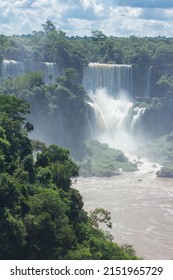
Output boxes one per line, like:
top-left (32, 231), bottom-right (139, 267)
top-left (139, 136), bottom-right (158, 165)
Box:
top-left (1, 0), bottom-right (173, 37)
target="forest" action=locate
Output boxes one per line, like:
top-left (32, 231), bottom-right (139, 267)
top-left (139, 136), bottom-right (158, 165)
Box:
top-left (1, 20), bottom-right (173, 259)
top-left (0, 94), bottom-right (140, 260)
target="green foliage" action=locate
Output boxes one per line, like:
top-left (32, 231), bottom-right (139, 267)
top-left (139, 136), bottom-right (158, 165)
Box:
top-left (91, 30), bottom-right (107, 41)
top-left (0, 69), bottom-right (87, 159)
top-left (0, 93), bottom-right (139, 260)
top-left (137, 130), bottom-right (173, 177)
top-left (156, 166), bottom-right (173, 178)
top-left (0, 94), bottom-right (30, 121)
top-left (41, 20), bottom-right (57, 35)
top-left (78, 140), bottom-right (137, 177)
top-left (1, 71), bottom-right (44, 92)
top-left (1, 22), bottom-right (173, 94)
top-left (121, 243), bottom-right (138, 258)
top-left (57, 68), bottom-right (78, 90)
top-left (89, 208), bottom-right (112, 229)
top-left (156, 75), bottom-right (173, 95)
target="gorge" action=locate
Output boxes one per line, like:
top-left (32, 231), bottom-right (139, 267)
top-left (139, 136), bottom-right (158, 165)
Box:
top-left (78, 62), bottom-right (173, 259)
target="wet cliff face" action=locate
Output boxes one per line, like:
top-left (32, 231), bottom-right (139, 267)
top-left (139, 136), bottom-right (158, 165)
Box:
top-left (132, 65), bottom-right (161, 98)
top-left (126, 96), bottom-right (173, 143)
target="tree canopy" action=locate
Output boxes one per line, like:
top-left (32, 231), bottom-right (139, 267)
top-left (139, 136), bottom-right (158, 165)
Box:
top-left (0, 94), bottom-right (139, 260)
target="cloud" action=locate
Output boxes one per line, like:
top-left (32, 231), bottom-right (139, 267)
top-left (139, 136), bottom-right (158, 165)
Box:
top-left (0, 0), bottom-right (173, 37)
top-left (99, 5), bottom-right (173, 37)
top-left (14, 0), bottom-right (35, 9)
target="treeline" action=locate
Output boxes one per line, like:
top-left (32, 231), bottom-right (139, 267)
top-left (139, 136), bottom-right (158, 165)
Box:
top-left (1, 20), bottom-right (173, 77)
top-left (1, 20), bottom-right (173, 101)
top-left (0, 94), bottom-right (139, 260)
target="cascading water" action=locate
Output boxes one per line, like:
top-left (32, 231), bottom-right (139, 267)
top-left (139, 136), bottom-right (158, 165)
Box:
top-left (130, 107), bottom-right (146, 131)
top-left (1, 59), bottom-right (24, 78)
top-left (83, 63), bottom-right (137, 152)
top-left (83, 63), bottom-right (132, 98)
top-left (0, 60), bottom-right (60, 83)
top-left (40, 62), bottom-right (59, 83)
top-left (145, 66), bottom-right (153, 98)
top-left (87, 89), bottom-right (136, 151)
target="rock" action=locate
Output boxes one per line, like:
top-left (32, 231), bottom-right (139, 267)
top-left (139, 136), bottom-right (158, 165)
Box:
top-left (156, 167), bottom-right (173, 178)
top-left (137, 178), bottom-right (142, 182)
top-left (114, 171), bottom-right (122, 176)
top-left (152, 163), bottom-right (157, 168)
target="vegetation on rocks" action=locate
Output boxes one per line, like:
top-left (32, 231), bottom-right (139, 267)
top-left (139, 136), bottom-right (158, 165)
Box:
top-left (78, 140), bottom-right (137, 177)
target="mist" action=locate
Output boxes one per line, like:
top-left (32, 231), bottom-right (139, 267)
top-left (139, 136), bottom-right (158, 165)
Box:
top-left (87, 88), bottom-right (137, 152)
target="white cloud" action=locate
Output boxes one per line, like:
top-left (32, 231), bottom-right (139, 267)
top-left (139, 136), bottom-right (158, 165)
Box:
top-left (100, 7), bottom-right (173, 37)
top-left (81, 0), bottom-right (104, 15)
top-left (0, 0), bottom-right (173, 37)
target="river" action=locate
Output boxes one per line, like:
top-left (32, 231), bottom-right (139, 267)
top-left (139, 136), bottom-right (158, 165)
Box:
top-left (74, 160), bottom-right (173, 260)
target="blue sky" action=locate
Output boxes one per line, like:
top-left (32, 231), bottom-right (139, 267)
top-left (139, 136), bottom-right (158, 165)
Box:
top-left (0, 0), bottom-right (173, 37)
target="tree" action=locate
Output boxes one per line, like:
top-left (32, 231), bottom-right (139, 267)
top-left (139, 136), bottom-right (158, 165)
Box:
top-left (91, 30), bottom-right (107, 41)
top-left (56, 68), bottom-right (79, 91)
top-left (89, 207), bottom-right (112, 229)
top-left (41, 20), bottom-right (57, 35)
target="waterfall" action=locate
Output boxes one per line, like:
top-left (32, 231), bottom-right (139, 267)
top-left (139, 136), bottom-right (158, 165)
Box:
top-left (0, 60), bottom-right (60, 83)
top-left (86, 89), bottom-right (136, 152)
top-left (145, 66), bottom-right (153, 98)
top-left (1, 59), bottom-right (24, 78)
top-left (40, 62), bottom-right (59, 83)
top-left (83, 63), bottom-right (133, 98)
top-left (86, 97), bottom-right (106, 138)
top-left (83, 63), bottom-right (148, 151)
top-left (130, 107), bottom-right (146, 131)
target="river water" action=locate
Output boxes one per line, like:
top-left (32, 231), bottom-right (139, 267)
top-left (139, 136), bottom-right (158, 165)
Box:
top-left (74, 160), bottom-right (173, 260)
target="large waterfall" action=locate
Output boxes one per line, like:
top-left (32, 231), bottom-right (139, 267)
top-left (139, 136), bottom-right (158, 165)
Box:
top-left (83, 63), bottom-right (138, 152)
top-left (83, 63), bottom-right (133, 98)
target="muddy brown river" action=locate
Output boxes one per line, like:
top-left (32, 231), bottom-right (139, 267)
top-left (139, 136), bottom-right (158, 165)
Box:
top-left (74, 160), bottom-right (173, 260)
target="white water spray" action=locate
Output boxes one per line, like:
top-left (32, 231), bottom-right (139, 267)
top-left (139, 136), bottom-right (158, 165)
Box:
top-left (130, 107), bottom-right (146, 131)
top-left (87, 88), bottom-right (136, 152)
top-left (83, 63), bottom-right (149, 153)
